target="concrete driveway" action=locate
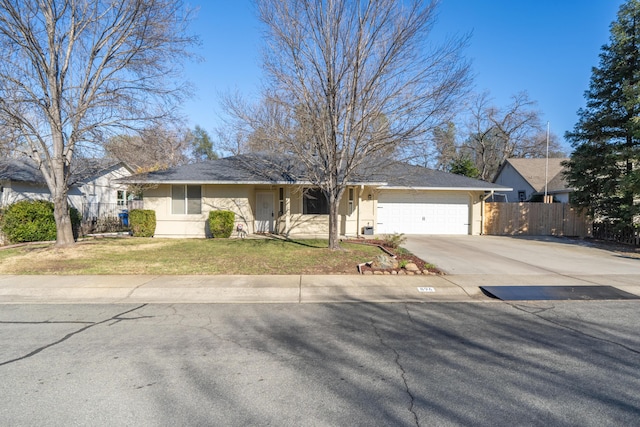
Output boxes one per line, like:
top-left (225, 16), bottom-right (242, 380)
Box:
top-left (404, 235), bottom-right (640, 276)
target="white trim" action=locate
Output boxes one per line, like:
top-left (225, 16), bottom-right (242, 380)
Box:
top-left (378, 186), bottom-right (513, 191)
top-left (122, 179), bottom-right (388, 186)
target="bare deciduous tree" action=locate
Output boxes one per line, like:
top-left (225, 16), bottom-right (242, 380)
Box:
top-left (0, 0), bottom-right (196, 246)
top-left (256, 0), bottom-right (471, 249)
top-left (217, 93), bottom-right (293, 155)
top-left (105, 125), bottom-right (192, 172)
top-left (460, 91), bottom-right (562, 181)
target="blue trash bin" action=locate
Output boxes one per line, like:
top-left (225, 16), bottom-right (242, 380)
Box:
top-left (118, 209), bottom-right (129, 227)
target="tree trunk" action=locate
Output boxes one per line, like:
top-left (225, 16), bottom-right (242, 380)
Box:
top-left (328, 197), bottom-right (341, 250)
top-left (52, 189), bottom-right (75, 247)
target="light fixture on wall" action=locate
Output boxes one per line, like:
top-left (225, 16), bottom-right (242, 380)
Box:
top-left (367, 194), bottom-right (372, 200)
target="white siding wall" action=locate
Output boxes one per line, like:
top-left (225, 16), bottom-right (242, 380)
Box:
top-left (1, 164), bottom-right (131, 212)
top-left (80, 165), bottom-right (132, 206)
top-left (493, 163), bottom-right (535, 202)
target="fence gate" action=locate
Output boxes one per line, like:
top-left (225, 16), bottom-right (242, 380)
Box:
top-left (483, 202), bottom-right (592, 237)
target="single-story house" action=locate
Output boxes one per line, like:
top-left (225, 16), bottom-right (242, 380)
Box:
top-left (0, 157), bottom-right (133, 216)
top-left (492, 158), bottom-right (573, 203)
top-left (120, 154), bottom-right (510, 238)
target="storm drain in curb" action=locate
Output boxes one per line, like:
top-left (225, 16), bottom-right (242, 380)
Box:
top-left (480, 285), bottom-right (640, 301)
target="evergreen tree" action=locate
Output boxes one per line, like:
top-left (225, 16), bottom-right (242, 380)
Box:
top-left (432, 122), bottom-right (457, 171)
top-left (448, 157), bottom-right (480, 178)
top-left (565, 0), bottom-right (640, 224)
top-left (189, 125), bottom-right (218, 162)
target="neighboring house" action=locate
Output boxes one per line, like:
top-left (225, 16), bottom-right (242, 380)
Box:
top-left (0, 158), bottom-right (133, 219)
top-left (492, 158), bottom-right (572, 203)
top-left (120, 154), bottom-right (510, 238)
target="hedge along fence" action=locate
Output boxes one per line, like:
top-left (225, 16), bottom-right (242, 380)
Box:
top-left (208, 210), bottom-right (235, 238)
top-left (0, 200), bottom-right (81, 244)
top-left (129, 209), bottom-right (156, 237)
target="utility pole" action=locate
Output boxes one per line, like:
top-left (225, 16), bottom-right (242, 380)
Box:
top-left (544, 122), bottom-right (550, 203)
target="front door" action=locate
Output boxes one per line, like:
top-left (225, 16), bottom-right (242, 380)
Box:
top-left (255, 192), bottom-right (274, 233)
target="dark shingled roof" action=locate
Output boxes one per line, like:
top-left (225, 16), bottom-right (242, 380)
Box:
top-left (123, 154), bottom-right (508, 191)
top-left (0, 158), bottom-right (128, 184)
top-left (0, 158), bottom-right (42, 183)
top-left (120, 154), bottom-right (305, 184)
top-left (361, 162), bottom-right (507, 189)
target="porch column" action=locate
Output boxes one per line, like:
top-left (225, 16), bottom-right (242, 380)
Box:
top-left (285, 187), bottom-right (291, 234)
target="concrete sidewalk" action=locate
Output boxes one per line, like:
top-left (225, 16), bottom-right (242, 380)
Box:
top-left (1, 273), bottom-right (639, 304)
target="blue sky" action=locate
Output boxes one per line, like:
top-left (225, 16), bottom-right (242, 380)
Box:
top-left (182, 1), bottom-right (625, 152)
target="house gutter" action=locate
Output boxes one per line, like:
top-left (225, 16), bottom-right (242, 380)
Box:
top-left (378, 185), bottom-right (510, 191)
top-left (117, 180), bottom-right (310, 186)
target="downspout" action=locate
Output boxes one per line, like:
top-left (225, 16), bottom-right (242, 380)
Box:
top-left (356, 185), bottom-right (363, 237)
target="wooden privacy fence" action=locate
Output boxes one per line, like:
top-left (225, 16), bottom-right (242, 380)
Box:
top-left (483, 202), bottom-right (592, 237)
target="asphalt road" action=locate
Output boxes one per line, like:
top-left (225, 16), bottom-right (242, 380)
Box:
top-left (1, 302), bottom-right (639, 426)
top-left (404, 235), bottom-right (640, 275)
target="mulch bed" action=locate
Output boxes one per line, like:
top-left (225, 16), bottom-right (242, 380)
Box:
top-left (343, 238), bottom-right (443, 275)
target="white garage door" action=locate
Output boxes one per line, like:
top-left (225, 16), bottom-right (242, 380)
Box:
top-left (376, 191), bottom-right (470, 235)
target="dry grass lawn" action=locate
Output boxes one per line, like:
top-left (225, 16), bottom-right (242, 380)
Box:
top-left (0, 237), bottom-right (384, 275)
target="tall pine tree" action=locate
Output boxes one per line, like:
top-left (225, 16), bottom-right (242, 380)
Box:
top-left (565, 0), bottom-right (640, 225)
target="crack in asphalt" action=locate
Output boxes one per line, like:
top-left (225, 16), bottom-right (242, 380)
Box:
top-left (0, 321), bottom-right (93, 325)
top-left (0, 304), bottom-right (148, 367)
top-left (508, 302), bottom-right (640, 355)
top-left (370, 316), bottom-right (420, 427)
top-left (404, 303), bottom-right (417, 326)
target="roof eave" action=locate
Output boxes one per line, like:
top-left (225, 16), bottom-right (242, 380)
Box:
top-left (118, 179), bottom-right (314, 185)
top-left (378, 185), bottom-right (513, 191)
top-left (119, 179), bottom-right (390, 186)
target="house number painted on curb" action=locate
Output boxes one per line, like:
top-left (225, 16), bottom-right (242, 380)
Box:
top-left (417, 287), bottom-right (435, 293)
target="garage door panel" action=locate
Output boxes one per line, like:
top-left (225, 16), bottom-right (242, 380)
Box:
top-left (377, 191), bottom-right (469, 235)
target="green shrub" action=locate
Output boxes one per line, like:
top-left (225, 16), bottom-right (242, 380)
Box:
top-left (70, 206), bottom-right (82, 240)
top-left (208, 210), bottom-right (235, 238)
top-left (0, 200), bottom-right (81, 243)
top-left (382, 232), bottom-right (407, 249)
top-left (129, 209), bottom-right (156, 237)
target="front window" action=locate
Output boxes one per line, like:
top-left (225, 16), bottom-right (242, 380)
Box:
top-left (172, 185), bottom-right (201, 214)
top-left (518, 191), bottom-right (526, 202)
top-left (117, 190), bottom-right (127, 206)
top-left (303, 188), bottom-right (329, 215)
